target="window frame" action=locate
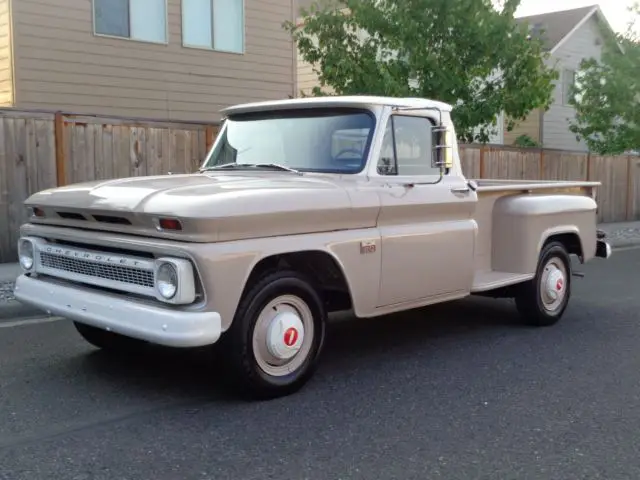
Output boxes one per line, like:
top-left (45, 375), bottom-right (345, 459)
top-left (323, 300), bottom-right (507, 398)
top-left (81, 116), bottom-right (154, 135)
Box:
top-left (562, 68), bottom-right (577, 105)
top-left (375, 113), bottom-right (447, 179)
top-left (92, 0), bottom-right (169, 45)
top-left (181, 0), bottom-right (246, 55)
top-left (202, 107), bottom-right (377, 174)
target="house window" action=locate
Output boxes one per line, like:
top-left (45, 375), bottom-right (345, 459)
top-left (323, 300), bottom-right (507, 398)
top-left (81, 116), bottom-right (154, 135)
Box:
top-left (563, 69), bottom-right (577, 105)
top-left (562, 68), bottom-right (587, 105)
top-left (93, 0), bottom-right (167, 44)
top-left (182, 0), bottom-right (245, 54)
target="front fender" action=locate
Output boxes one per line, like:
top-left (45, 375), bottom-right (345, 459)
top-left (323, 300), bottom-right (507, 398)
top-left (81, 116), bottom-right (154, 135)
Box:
top-left (189, 228), bottom-right (382, 331)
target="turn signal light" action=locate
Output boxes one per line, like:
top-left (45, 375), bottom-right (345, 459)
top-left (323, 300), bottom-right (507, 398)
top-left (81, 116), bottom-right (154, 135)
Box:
top-left (31, 207), bottom-right (45, 217)
top-left (158, 218), bottom-right (182, 231)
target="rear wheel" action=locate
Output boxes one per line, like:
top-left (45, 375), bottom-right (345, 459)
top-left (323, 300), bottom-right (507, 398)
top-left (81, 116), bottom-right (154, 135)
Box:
top-left (73, 321), bottom-right (144, 352)
top-left (220, 270), bottom-right (327, 400)
top-left (514, 241), bottom-right (572, 327)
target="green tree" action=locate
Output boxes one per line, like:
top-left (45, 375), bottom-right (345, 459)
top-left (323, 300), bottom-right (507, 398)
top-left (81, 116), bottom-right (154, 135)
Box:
top-left (568, 5), bottom-right (640, 154)
top-left (284, 0), bottom-right (558, 143)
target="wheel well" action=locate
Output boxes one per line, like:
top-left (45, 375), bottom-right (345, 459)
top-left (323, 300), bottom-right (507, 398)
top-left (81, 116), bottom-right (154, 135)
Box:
top-left (243, 251), bottom-right (354, 313)
top-left (544, 232), bottom-right (583, 260)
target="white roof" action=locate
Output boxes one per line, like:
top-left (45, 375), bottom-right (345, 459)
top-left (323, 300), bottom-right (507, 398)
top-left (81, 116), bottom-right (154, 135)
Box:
top-left (221, 95), bottom-right (453, 116)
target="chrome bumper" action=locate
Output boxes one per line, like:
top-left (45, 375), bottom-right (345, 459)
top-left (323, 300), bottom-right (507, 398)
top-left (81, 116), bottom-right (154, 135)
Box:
top-left (14, 275), bottom-right (222, 348)
top-left (595, 230), bottom-right (612, 259)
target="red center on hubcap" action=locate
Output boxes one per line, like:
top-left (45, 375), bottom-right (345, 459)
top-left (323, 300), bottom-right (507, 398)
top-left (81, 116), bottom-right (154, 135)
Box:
top-left (283, 327), bottom-right (299, 347)
top-left (556, 279), bottom-right (563, 291)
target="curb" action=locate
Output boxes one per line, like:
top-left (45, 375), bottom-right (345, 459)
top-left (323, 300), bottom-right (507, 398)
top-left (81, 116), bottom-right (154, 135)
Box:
top-left (608, 238), bottom-right (640, 250)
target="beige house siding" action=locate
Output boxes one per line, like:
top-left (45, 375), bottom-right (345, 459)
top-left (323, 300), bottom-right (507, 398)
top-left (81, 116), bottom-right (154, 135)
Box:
top-left (503, 108), bottom-right (542, 145)
top-left (296, 51), bottom-right (335, 97)
top-left (296, 51), bottom-right (319, 97)
top-left (542, 14), bottom-right (605, 151)
top-left (0, 0), bottom-right (13, 106)
top-left (10, 0), bottom-right (295, 122)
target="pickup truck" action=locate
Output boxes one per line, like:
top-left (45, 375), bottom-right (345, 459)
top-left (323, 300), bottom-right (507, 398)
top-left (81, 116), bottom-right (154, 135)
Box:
top-left (14, 95), bottom-right (611, 400)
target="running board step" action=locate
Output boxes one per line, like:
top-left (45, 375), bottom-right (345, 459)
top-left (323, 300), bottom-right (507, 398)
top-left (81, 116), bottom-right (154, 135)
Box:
top-left (471, 271), bottom-right (534, 293)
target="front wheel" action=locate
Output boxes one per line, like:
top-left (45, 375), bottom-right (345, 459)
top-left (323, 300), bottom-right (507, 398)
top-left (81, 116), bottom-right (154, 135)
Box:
top-left (514, 241), bottom-right (572, 327)
top-left (220, 270), bottom-right (327, 400)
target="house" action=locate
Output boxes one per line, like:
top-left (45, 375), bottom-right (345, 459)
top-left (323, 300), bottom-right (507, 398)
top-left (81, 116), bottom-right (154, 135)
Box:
top-left (293, 3), bottom-right (617, 151)
top-left (0, 0), bottom-right (297, 123)
top-left (508, 5), bottom-right (617, 151)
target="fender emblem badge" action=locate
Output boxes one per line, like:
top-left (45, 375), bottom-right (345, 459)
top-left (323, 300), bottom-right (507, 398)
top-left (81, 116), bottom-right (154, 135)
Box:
top-left (360, 240), bottom-right (376, 254)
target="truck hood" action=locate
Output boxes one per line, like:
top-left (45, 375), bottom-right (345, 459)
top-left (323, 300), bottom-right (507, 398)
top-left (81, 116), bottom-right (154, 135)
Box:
top-left (25, 172), bottom-right (380, 242)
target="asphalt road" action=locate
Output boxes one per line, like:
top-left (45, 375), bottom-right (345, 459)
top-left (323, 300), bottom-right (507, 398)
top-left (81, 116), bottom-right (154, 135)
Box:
top-left (1, 248), bottom-right (639, 480)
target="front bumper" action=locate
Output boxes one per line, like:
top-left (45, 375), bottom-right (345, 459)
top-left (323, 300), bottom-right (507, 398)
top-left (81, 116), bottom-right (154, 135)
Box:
top-left (596, 229), bottom-right (612, 259)
top-left (14, 275), bottom-right (222, 348)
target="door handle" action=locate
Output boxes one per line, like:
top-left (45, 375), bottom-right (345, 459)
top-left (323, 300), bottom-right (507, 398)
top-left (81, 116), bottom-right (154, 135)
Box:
top-left (450, 186), bottom-right (470, 194)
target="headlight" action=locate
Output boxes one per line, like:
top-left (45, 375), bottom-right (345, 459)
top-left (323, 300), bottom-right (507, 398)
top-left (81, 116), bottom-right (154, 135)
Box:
top-left (153, 257), bottom-right (196, 304)
top-left (18, 239), bottom-right (34, 271)
top-left (156, 262), bottom-right (178, 299)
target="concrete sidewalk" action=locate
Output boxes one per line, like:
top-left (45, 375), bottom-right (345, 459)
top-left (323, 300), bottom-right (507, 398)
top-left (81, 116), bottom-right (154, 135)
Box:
top-left (2, 221), bottom-right (640, 320)
top-left (597, 221), bottom-right (640, 249)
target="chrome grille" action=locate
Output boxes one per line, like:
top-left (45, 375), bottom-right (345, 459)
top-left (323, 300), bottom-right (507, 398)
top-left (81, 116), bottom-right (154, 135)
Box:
top-left (30, 238), bottom-right (157, 297)
top-left (39, 252), bottom-right (154, 287)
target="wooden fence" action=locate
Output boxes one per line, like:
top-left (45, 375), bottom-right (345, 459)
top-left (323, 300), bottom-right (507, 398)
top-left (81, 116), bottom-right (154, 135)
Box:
top-left (458, 145), bottom-right (638, 225)
top-left (0, 107), bottom-right (638, 262)
top-left (0, 109), bottom-right (218, 262)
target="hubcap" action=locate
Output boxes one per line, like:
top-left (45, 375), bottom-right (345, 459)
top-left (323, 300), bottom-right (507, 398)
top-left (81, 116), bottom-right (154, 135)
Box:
top-left (540, 257), bottom-right (568, 312)
top-left (252, 294), bottom-right (314, 377)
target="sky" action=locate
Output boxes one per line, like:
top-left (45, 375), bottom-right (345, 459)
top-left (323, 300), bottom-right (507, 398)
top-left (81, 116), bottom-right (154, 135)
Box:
top-left (513, 0), bottom-right (634, 33)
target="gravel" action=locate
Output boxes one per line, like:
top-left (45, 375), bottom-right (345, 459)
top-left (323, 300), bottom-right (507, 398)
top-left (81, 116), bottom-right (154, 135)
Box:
top-left (606, 227), bottom-right (640, 245)
top-left (0, 281), bottom-right (15, 304)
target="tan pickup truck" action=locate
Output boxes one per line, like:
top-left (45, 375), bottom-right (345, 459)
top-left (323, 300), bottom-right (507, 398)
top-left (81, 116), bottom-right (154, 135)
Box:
top-left (14, 95), bottom-right (611, 399)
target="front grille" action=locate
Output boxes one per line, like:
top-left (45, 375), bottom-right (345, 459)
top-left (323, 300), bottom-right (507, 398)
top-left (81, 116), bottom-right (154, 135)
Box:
top-left (40, 252), bottom-right (154, 287)
top-left (31, 239), bottom-right (157, 297)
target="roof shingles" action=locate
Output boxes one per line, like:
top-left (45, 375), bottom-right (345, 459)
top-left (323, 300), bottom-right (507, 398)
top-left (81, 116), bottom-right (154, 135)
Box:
top-left (516, 5), bottom-right (597, 50)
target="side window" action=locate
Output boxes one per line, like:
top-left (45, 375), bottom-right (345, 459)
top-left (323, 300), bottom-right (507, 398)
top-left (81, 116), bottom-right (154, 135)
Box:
top-left (182, 0), bottom-right (245, 54)
top-left (93, 0), bottom-right (167, 43)
top-left (377, 115), bottom-right (440, 176)
top-left (377, 120), bottom-right (397, 175)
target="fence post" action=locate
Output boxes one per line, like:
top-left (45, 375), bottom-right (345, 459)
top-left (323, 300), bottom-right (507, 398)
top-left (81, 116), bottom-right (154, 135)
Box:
top-left (205, 125), bottom-right (215, 152)
top-left (586, 152), bottom-right (592, 181)
top-left (479, 145), bottom-right (486, 179)
top-left (626, 156), bottom-right (633, 221)
top-left (539, 149), bottom-right (545, 180)
top-left (54, 112), bottom-right (66, 187)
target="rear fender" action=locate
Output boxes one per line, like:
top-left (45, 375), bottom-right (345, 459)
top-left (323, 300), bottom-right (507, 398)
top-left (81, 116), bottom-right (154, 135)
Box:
top-left (491, 194), bottom-right (597, 274)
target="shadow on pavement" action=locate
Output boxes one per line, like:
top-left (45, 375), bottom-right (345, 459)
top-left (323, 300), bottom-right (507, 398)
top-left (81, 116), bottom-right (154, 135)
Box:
top-left (68, 295), bottom-right (526, 400)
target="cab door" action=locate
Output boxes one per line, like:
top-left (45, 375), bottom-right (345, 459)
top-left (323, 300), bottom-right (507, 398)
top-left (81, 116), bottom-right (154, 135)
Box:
top-left (373, 113), bottom-right (478, 307)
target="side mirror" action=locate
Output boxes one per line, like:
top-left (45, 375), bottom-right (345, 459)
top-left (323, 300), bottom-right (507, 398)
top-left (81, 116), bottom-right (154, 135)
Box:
top-left (431, 124), bottom-right (452, 171)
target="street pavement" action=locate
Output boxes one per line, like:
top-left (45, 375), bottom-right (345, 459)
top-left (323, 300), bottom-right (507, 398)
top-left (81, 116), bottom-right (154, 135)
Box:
top-left (0, 245), bottom-right (639, 479)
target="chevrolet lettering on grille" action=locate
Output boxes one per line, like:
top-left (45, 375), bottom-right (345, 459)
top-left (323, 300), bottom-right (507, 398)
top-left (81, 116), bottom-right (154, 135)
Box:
top-left (34, 240), bottom-right (157, 297)
top-left (45, 246), bottom-right (145, 267)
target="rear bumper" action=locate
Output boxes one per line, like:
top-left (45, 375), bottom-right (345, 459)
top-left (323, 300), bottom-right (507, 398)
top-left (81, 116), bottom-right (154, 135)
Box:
top-left (13, 275), bottom-right (222, 348)
top-left (596, 229), bottom-right (612, 259)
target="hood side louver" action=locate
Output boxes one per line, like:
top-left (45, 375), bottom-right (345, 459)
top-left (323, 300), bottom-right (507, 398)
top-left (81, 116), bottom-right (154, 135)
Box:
top-left (92, 215), bottom-right (132, 225)
top-left (57, 211), bottom-right (86, 221)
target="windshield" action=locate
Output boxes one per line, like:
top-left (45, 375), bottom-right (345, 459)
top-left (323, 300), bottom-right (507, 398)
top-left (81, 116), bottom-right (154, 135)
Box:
top-left (202, 108), bottom-right (376, 174)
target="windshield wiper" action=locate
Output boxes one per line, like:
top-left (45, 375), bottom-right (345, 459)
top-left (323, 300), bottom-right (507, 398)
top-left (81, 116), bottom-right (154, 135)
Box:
top-left (201, 163), bottom-right (301, 174)
top-left (254, 163), bottom-right (301, 174)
